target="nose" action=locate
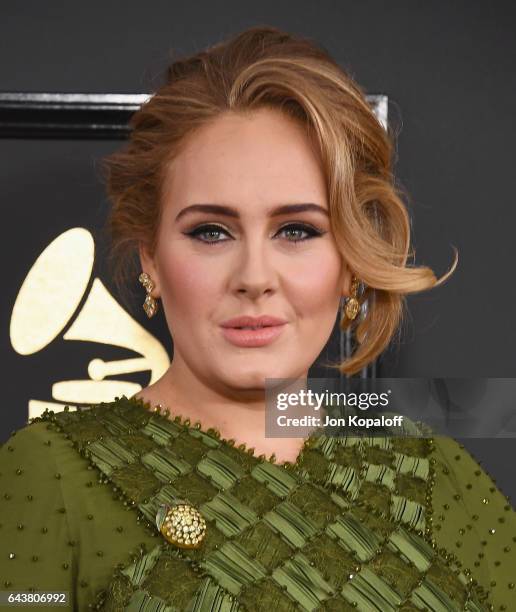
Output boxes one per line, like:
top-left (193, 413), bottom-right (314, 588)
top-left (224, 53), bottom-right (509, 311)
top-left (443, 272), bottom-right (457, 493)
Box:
top-left (229, 236), bottom-right (278, 300)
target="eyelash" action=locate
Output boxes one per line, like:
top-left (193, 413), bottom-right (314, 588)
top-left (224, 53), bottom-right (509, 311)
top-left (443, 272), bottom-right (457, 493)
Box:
top-left (184, 223), bottom-right (325, 245)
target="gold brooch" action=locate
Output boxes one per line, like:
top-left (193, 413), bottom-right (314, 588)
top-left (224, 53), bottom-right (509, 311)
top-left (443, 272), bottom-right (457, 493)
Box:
top-left (155, 502), bottom-right (206, 549)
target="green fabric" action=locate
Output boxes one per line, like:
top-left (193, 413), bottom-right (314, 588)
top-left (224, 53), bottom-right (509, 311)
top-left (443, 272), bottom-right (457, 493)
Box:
top-left (0, 395), bottom-right (514, 611)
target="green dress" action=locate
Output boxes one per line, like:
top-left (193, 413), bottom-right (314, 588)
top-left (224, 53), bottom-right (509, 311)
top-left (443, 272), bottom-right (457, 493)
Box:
top-left (1, 395), bottom-right (514, 611)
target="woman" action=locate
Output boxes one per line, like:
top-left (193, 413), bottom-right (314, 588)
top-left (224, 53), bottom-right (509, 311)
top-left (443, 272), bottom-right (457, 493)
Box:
top-left (1, 26), bottom-right (514, 612)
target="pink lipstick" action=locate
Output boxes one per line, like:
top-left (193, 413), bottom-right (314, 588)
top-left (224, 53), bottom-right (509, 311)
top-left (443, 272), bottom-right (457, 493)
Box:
top-left (220, 315), bottom-right (288, 348)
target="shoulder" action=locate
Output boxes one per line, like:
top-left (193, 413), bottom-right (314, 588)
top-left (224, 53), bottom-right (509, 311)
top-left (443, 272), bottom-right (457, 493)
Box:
top-left (1, 419), bottom-right (76, 474)
top-left (0, 417), bottom-right (94, 522)
top-left (431, 434), bottom-right (514, 506)
top-left (1, 394), bottom-right (157, 469)
top-left (0, 395), bottom-right (149, 521)
top-left (24, 396), bottom-right (152, 445)
top-left (430, 433), bottom-right (515, 527)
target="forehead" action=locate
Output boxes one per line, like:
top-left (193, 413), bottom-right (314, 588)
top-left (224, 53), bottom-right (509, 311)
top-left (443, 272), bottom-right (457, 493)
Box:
top-left (161, 108), bottom-right (327, 210)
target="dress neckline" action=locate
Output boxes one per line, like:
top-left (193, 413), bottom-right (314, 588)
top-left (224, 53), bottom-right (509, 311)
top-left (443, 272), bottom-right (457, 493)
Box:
top-left (126, 393), bottom-right (324, 470)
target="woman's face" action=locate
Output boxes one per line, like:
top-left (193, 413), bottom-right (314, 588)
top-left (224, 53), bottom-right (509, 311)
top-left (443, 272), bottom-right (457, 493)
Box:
top-left (141, 107), bottom-right (350, 392)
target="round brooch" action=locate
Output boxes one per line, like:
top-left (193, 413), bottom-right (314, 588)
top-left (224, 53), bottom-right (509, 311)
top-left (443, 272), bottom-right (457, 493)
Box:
top-left (155, 501), bottom-right (206, 549)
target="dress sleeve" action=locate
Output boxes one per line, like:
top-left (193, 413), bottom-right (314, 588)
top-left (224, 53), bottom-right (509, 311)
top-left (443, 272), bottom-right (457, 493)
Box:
top-left (0, 421), bottom-right (77, 610)
top-left (1, 417), bottom-right (160, 610)
top-left (431, 435), bottom-right (516, 611)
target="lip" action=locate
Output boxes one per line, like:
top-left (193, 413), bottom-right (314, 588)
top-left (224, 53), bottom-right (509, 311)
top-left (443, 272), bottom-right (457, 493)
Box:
top-left (220, 315), bottom-right (288, 328)
top-left (221, 324), bottom-right (287, 347)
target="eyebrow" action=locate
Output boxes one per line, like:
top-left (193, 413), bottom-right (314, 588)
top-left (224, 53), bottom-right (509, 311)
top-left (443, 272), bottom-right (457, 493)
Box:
top-left (175, 203), bottom-right (329, 222)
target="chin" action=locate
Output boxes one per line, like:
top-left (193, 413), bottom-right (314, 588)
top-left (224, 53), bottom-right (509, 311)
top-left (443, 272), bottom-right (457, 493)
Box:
top-left (222, 364), bottom-right (300, 388)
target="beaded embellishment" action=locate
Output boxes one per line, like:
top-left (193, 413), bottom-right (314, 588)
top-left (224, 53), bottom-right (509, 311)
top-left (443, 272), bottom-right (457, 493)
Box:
top-left (156, 501), bottom-right (207, 548)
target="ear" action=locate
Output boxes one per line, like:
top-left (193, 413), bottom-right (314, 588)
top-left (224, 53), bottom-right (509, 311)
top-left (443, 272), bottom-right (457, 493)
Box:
top-left (138, 242), bottom-right (161, 297)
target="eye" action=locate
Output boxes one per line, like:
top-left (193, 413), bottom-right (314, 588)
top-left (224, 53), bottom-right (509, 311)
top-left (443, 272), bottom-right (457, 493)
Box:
top-left (276, 223), bottom-right (325, 243)
top-left (183, 222), bottom-right (325, 245)
top-left (184, 224), bottom-right (232, 244)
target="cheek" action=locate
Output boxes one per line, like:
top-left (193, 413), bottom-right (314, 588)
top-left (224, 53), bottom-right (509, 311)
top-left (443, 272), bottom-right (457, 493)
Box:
top-left (156, 246), bottom-right (221, 306)
top-left (287, 249), bottom-right (342, 311)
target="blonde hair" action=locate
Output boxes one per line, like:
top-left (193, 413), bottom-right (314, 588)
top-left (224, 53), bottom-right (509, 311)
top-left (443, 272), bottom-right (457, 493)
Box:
top-left (102, 25), bottom-right (457, 376)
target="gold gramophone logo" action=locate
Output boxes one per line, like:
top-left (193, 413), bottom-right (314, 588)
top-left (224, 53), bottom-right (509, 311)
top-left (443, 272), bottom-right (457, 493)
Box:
top-left (9, 227), bottom-right (170, 420)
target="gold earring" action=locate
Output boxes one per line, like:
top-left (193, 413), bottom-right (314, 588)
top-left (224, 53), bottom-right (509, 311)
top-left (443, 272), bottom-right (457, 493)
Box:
top-left (139, 272), bottom-right (159, 318)
top-left (344, 275), bottom-right (361, 321)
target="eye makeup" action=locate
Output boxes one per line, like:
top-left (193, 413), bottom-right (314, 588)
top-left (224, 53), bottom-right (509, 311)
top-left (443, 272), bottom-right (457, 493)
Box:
top-left (183, 222), bottom-right (327, 245)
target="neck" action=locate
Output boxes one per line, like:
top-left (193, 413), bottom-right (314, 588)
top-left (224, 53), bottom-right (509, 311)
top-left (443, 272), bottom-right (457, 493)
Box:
top-left (132, 355), bottom-right (309, 462)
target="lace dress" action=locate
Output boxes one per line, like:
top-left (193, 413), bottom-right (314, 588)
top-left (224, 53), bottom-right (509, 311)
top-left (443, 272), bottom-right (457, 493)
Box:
top-left (1, 395), bottom-right (514, 611)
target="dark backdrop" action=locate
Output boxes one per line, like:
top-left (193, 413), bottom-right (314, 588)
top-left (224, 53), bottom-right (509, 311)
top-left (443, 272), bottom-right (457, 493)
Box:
top-left (1, 1), bottom-right (515, 501)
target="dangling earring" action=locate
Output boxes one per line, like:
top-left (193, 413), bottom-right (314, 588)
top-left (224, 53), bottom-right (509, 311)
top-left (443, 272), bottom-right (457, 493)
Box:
top-left (343, 275), bottom-right (361, 321)
top-left (138, 272), bottom-right (159, 318)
